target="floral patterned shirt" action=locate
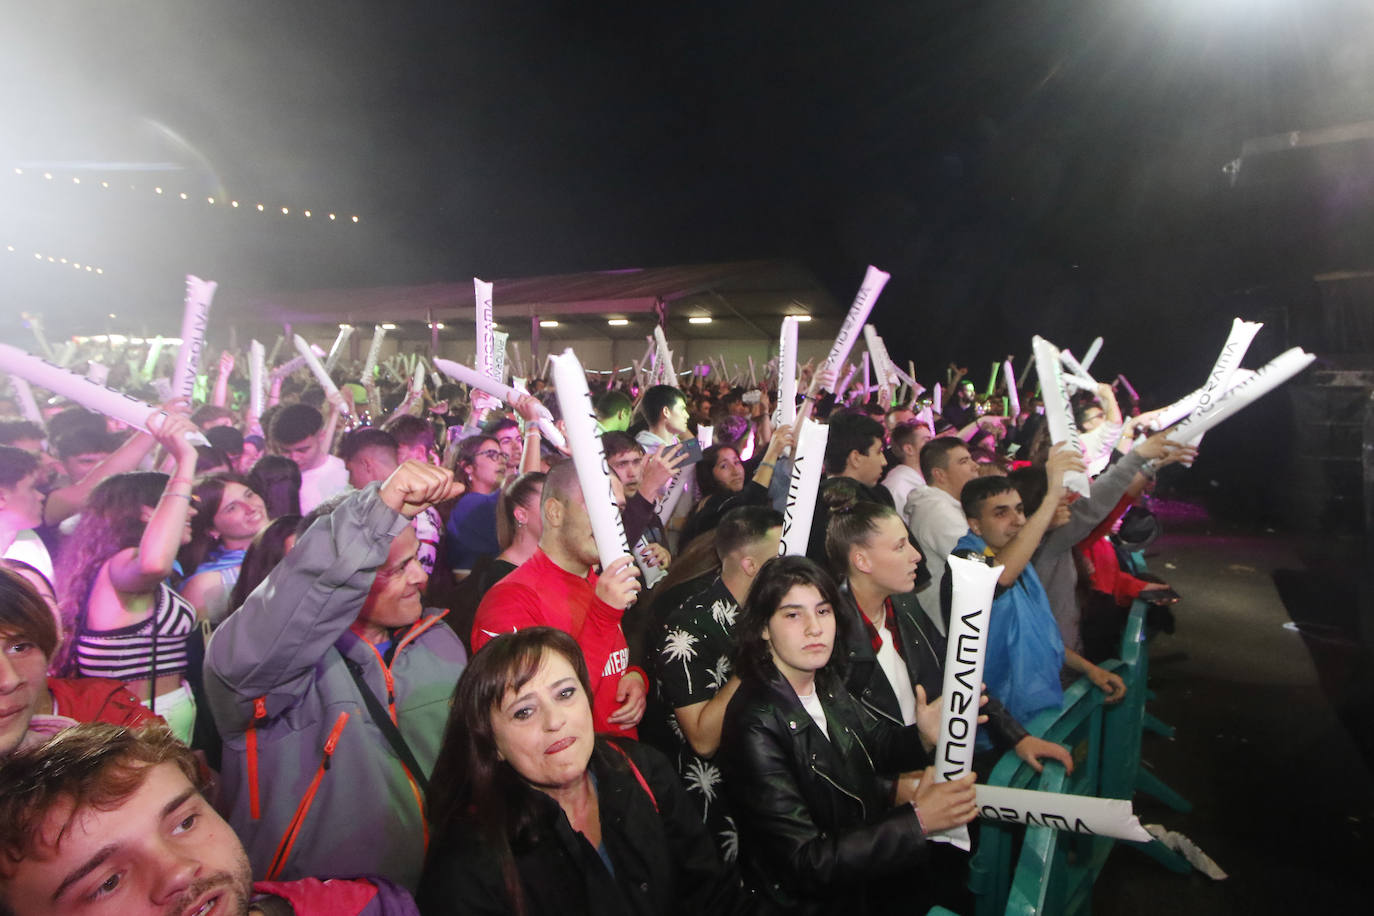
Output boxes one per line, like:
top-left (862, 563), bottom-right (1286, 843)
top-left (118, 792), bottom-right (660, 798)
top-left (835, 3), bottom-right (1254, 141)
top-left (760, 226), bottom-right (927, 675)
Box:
top-left (654, 576), bottom-right (742, 863)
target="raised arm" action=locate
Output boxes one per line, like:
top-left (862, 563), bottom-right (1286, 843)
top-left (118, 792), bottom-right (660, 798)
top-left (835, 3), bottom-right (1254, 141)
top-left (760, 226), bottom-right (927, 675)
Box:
top-left (211, 351), bottom-right (235, 407)
top-left (205, 461), bottom-right (462, 728)
top-left (44, 428), bottom-right (158, 526)
top-left (993, 444), bottom-right (1085, 587)
top-left (104, 413), bottom-right (200, 594)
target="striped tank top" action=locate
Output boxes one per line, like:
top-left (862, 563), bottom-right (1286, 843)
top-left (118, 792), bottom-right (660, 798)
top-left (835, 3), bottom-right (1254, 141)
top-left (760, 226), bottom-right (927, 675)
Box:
top-left (74, 582), bottom-right (197, 680)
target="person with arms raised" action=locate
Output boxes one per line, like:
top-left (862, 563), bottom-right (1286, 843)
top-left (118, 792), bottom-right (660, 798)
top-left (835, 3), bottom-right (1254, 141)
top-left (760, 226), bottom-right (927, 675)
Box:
top-left (205, 460), bottom-right (468, 890)
top-left (945, 445), bottom-right (1125, 727)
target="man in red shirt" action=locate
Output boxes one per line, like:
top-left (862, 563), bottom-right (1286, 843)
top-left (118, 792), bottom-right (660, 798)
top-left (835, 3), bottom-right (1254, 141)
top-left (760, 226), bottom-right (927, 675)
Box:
top-left (472, 461), bottom-right (647, 736)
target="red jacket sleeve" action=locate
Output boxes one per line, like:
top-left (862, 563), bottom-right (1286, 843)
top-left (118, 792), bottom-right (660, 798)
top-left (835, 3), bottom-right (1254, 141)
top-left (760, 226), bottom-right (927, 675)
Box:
top-left (46, 678), bottom-right (161, 728)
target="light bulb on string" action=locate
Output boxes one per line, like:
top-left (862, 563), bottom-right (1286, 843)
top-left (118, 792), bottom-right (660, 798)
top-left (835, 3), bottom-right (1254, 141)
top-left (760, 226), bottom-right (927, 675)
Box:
top-left (8, 168), bottom-right (360, 225)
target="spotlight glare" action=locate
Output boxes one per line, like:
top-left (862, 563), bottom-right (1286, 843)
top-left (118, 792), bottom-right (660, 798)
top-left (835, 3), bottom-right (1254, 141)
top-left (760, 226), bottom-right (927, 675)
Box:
top-left (95, 268), bottom-right (103, 274)
top-left (607, 318), bottom-right (630, 326)
top-left (155, 187), bottom-right (163, 194)
top-left (380, 323), bottom-right (397, 330)
top-left (231, 200), bottom-right (239, 207)
top-left (539, 320), bottom-right (559, 328)
top-left (791, 314), bottom-right (812, 322)
top-left (13, 168), bottom-right (21, 174)
top-left (42, 172), bottom-right (52, 180)
top-left (256, 203), bottom-right (265, 211)
top-left (100, 181), bottom-right (109, 188)
top-left (281, 206), bottom-right (289, 215)
top-left (351, 215), bottom-right (359, 223)
top-left (72, 177), bottom-right (80, 184)
top-left (179, 192), bottom-right (188, 200)
top-left (328, 213), bottom-right (336, 220)
top-left (304, 209), bottom-right (311, 218)
top-left (207, 197), bottom-right (215, 204)
top-left (688, 316), bottom-right (712, 324)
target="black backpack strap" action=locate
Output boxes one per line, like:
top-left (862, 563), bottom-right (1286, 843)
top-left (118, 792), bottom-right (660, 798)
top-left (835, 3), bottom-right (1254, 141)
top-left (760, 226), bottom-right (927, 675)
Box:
top-left (342, 656), bottom-right (430, 797)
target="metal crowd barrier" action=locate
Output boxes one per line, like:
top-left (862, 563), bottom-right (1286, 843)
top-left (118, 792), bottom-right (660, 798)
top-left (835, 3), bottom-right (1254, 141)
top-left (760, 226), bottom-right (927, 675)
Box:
top-left (949, 596), bottom-right (1192, 916)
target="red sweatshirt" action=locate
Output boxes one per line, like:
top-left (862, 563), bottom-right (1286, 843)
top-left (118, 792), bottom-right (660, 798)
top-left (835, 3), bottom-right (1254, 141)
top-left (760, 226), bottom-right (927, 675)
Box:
top-left (472, 549), bottom-right (643, 737)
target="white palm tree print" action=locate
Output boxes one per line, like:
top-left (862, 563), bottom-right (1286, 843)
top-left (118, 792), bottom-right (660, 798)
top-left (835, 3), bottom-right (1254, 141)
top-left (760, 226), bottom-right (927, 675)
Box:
top-left (719, 816), bottom-right (739, 863)
top-left (710, 598), bottom-right (738, 629)
top-left (661, 627), bottom-right (700, 693)
top-left (684, 758), bottom-right (722, 816)
top-left (707, 654), bottom-right (732, 690)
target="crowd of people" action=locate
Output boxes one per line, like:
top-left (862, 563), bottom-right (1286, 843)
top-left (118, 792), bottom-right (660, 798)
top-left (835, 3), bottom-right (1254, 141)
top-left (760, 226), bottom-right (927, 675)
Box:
top-left (0, 334), bottom-right (1198, 915)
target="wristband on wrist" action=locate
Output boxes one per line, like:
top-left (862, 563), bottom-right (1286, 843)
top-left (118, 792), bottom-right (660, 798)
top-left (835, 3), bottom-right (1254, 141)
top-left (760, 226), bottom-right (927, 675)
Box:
top-left (160, 492), bottom-right (194, 502)
top-left (912, 803), bottom-right (928, 835)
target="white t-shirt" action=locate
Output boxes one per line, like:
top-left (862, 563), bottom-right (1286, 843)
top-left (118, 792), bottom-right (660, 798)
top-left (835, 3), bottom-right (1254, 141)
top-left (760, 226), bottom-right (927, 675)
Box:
top-left (874, 623), bottom-right (918, 726)
top-left (797, 688), bottom-right (830, 739)
top-left (3, 529), bottom-right (54, 581)
top-left (298, 455), bottom-right (351, 514)
top-left (881, 464), bottom-right (926, 516)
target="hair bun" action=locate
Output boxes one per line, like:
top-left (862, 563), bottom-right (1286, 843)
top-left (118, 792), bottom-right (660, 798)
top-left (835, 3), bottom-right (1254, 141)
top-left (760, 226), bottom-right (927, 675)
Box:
top-left (820, 478), bottom-right (863, 514)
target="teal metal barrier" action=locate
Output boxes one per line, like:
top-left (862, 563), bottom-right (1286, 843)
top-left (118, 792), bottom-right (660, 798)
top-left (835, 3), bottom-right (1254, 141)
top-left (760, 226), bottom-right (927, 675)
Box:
top-left (967, 598), bottom-right (1192, 915)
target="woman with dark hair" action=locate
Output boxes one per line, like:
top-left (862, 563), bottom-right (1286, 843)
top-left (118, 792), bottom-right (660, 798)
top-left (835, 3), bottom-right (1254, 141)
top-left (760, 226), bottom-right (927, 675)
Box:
top-left (177, 473), bottom-right (269, 624)
top-left (718, 555), bottom-right (978, 916)
top-left (224, 514), bottom-right (302, 618)
top-left (417, 626), bottom-right (746, 916)
top-left (53, 412), bottom-right (202, 742)
top-left (248, 454), bottom-right (303, 519)
top-left (680, 426), bottom-right (792, 545)
top-left (446, 434), bottom-right (508, 575)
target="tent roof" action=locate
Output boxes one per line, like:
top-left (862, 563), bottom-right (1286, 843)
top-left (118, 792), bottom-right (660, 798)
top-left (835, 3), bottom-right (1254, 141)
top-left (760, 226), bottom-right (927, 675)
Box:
top-left (218, 258), bottom-right (849, 342)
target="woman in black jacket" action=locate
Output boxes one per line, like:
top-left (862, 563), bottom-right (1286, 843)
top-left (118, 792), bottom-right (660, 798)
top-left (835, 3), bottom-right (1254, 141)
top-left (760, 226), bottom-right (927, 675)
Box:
top-left (417, 627), bottom-right (749, 916)
top-left (823, 495), bottom-right (1072, 773)
top-left (718, 556), bottom-right (978, 916)
top-left (680, 427), bottom-right (792, 545)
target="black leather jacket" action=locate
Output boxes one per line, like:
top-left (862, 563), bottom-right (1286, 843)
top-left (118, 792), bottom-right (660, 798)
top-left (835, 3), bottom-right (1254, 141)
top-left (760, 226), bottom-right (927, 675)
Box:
top-left (718, 666), bottom-right (935, 916)
top-left (838, 583), bottom-right (1029, 749)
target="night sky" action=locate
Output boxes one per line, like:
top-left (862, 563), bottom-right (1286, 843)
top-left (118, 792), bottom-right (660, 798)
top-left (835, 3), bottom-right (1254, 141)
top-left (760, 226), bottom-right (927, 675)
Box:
top-left (5, 0), bottom-right (1374, 396)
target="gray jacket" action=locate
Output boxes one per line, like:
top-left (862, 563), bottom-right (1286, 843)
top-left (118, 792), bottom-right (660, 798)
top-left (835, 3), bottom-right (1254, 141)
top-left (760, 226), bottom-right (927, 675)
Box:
top-left (1031, 450), bottom-right (1148, 653)
top-left (205, 483), bottom-right (467, 891)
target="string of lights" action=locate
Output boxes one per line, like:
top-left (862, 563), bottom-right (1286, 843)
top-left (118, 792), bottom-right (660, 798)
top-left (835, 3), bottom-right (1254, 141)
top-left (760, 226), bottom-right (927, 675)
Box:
top-left (9, 167), bottom-right (361, 224)
top-left (4, 243), bottom-right (104, 275)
